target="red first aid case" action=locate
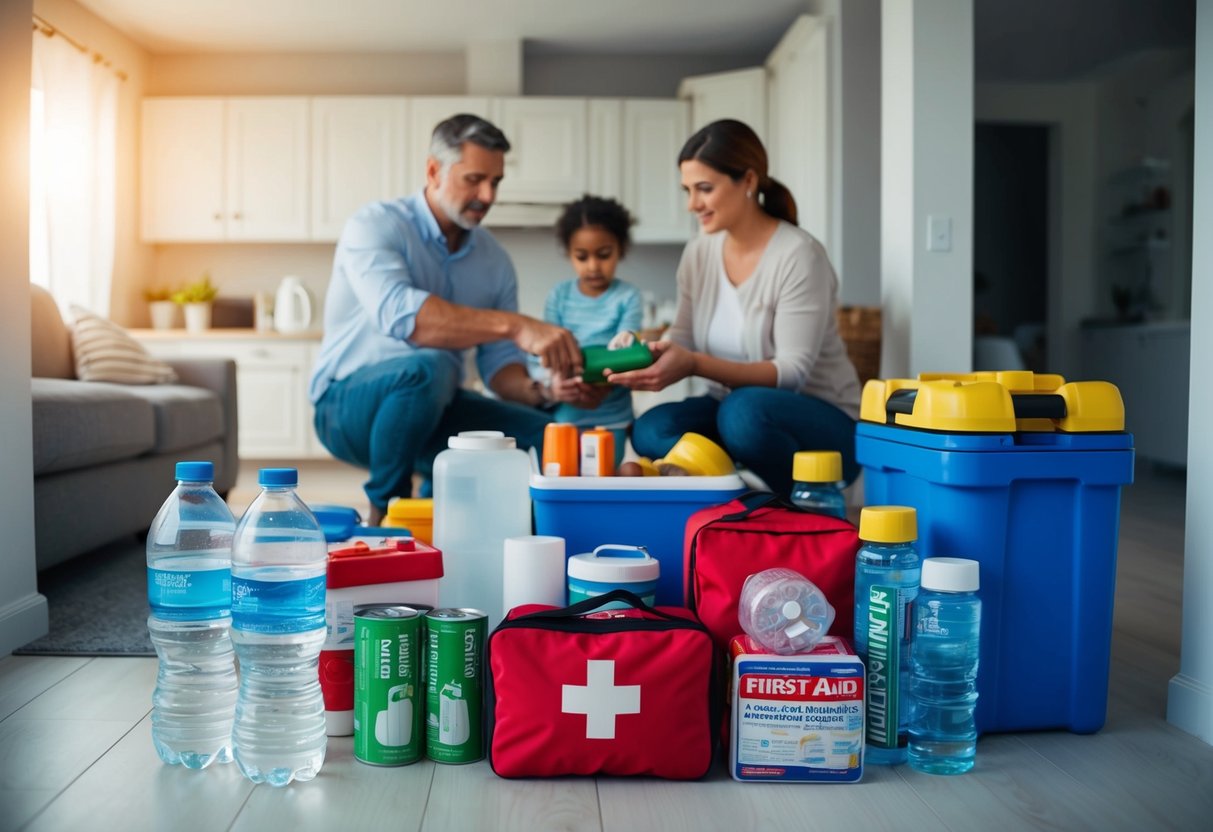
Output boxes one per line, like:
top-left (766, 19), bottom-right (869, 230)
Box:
top-left (685, 491), bottom-right (860, 651)
top-left (488, 590), bottom-right (722, 779)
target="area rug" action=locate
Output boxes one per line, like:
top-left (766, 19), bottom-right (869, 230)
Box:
top-left (16, 535), bottom-right (154, 656)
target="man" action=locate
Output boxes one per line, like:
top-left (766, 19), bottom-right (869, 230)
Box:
top-left (309, 114), bottom-right (593, 525)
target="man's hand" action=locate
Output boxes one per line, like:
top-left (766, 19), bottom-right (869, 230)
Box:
top-left (604, 341), bottom-right (696, 392)
top-left (549, 371), bottom-right (610, 409)
top-left (514, 317), bottom-right (581, 378)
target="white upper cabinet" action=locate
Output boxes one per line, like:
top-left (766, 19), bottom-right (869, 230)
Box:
top-left (310, 97), bottom-right (409, 241)
top-left (490, 97), bottom-right (588, 203)
top-left (142, 98), bottom-right (310, 242)
top-left (766, 15), bottom-right (830, 246)
top-left (622, 100), bottom-right (693, 243)
top-left (588, 99), bottom-right (623, 201)
top-left (403, 96), bottom-right (492, 195)
top-left (678, 67), bottom-right (769, 145)
top-left (141, 98), bottom-right (226, 241)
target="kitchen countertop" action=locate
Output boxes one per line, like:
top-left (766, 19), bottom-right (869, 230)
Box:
top-left (129, 327), bottom-right (323, 340)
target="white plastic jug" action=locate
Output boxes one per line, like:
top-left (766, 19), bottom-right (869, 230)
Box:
top-left (273, 275), bottom-right (313, 334)
top-left (433, 431), bottom-right (531, 627)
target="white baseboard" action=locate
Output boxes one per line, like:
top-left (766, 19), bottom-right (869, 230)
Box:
top-left (1167, 672), bottom-right (1213, 746)
top-left (0, 591), bottom-right (49, 656)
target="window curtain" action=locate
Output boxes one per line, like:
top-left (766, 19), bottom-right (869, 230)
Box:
top-left (30, 29), bottom-right (119, 317)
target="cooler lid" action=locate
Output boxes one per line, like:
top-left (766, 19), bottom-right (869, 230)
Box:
top-left (859, 371), bottom-right (1125, 434)
top-left (326, 538), bottom-right (444, 588)
top-left (567, 545), bottom-right (660, 582)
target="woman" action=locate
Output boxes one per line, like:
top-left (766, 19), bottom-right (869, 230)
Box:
top-left (606, 119), bottom-right (861, 497)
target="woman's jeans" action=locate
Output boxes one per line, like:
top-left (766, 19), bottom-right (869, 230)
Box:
top-left (313, 351), bottom-right (551, 511)
top-left (631, 388), bottom-right (858, 497)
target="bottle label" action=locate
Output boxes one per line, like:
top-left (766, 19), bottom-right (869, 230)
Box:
top-left (147, 566), bottom-right (231, 620)
top-left (231, 574), bottom-right (326, 633)
top-left (864, 584), bottom-right (911, 750)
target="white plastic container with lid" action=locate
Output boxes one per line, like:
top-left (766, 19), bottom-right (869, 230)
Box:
top-left (567, 544), bottom-right (661, 608)
top-left (433, 431), bottom-right (531, 627)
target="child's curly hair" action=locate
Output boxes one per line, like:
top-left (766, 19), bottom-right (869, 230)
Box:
top-left (555, 194), bottom-right (635, 258)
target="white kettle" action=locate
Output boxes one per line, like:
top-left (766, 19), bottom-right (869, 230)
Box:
top-left (273, 275), bottom-right (313, 334)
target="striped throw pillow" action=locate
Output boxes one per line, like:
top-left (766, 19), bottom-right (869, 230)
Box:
top-left (69, 306), bottom-right (178, 385)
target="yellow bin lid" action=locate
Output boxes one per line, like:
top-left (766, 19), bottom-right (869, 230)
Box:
top-left (387, 497), bottom-right (433, 520)
top-left (859, 370), bottom-right (1124, 433)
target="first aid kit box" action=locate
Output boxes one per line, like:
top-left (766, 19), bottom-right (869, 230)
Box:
top-left (531, 472), bottom-right (746, 605)
top-left (729, 635), bottom-right (865, 783)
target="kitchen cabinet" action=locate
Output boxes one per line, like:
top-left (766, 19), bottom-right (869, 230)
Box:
top-left (311, 97), bottom-right (409, 241)
top-left (402, 96), bottom-right (492, 194)
top-left (766, 15), bottom-right (830, 246)
top-left (1080, 321), bottom-right (1189, 467)
top-left (490, 97), bottom-right (588, 203)
top-left (678, 67), bottom-right (768, 145)
top-left (588, 99), bottom-right (624, 200)
top-left (141, 98), bottom-right (310, 242)
top-left (135, 333), bottom-right (327, 460)
top-left (621, 100), bottom-right (693, 243)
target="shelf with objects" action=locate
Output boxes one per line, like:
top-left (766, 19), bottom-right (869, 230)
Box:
top-left (1101, 158), bottom-right (1174, 323)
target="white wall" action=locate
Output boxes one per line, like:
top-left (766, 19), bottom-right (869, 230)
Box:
top-left (0, 0), bottom-right (49, 655)
top-left (881, 0), bottom-right (975, 378)
top-left (1168, 0), bottom-right (1213, 748)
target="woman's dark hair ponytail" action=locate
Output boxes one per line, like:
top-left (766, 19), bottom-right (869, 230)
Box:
top-left (758, 177), bottom-right (797, 226)
top-left (678, 119), bottom-right (798, 226)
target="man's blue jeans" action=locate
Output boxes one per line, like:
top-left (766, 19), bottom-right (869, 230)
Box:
top-left (313, 351), bottom-right (551, 512)
top-left (631, 388), bottom-right (858, 498)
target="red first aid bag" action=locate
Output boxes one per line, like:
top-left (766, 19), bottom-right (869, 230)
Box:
top-left (488, 590), bottom-right (721, 779)
top-left (685, 491), bottom-right (860, 650)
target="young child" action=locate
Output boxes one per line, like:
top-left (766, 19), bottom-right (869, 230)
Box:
top-left (544, 195), bottom-right (644, 464)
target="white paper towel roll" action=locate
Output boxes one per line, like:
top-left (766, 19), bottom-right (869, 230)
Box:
top-left (503, 535), bottom-right (566, 613)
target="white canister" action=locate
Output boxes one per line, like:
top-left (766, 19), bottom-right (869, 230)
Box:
top-left (566, 544), bottom-right (660, 608)
top-left (433, 431), bottom-right (532, 627)
top-left (502, 535), bottom-right (566, 614)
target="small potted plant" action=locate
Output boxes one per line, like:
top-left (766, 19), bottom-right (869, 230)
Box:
top-left (172, 273), bottom-right (220, 334)
top-left (143, 286), bottom-right (178, 330)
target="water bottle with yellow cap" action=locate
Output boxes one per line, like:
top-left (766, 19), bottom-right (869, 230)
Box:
top-left (855, 505), bottom-right (921, 766)
top-left (790, 451), bottom-right (846, 519)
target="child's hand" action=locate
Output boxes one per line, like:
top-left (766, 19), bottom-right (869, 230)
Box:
top-left (607, 331), bottom-right (637, 350)
top-left (549, 371), bottom-right (611, 409)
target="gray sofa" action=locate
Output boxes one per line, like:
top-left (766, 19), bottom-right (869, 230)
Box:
top-left (30, 284), bottom-right (239, 571)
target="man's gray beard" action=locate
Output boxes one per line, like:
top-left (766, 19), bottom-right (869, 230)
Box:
top-left (434, 190), bottom-right (482, 231)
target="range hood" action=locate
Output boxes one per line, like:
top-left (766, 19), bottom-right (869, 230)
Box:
top-left (483, 202), bottom-right (563, 228)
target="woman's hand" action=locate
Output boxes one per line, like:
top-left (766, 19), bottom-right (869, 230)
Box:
top-left (548, 371), bottom-right (610, 409)
top-left (605, 341), bottom-right (696, 391)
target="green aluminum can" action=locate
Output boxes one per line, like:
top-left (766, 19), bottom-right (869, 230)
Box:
top-left (425, 608), bottom-right (487, 764)
top-left (354, 605), bottom-right (423, 766)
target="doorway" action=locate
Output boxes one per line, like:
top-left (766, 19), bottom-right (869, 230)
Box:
top-left (973, 123), bottom-right (1050, 372)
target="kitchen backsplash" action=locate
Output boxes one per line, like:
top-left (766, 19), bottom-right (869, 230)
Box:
top-left (149, 229), bottom-right (684, 329)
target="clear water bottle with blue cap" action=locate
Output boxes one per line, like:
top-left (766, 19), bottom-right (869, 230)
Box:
top-left (230, 467), bottom-right (328, 786)
top-left (790, 451), bottom-right (847, 519)
top-left (909, 557), bottom-right (982, 774)
top-left (146, 460), bottom-right (238, 769)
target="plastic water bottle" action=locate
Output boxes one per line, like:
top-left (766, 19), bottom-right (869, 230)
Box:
top-left (230, 467), bottom-right (328, 786)
top-left (738, 567), bottom-right (836, 655)
top-left (433, 431), bottom-right (531, 627)
top-left (146, 460), bottom-right (238, 770)
top-left (790, 451), bottom-right (846, 519)
top-left (909, 557), bottom-right (981, 774)
top-left (854, 505), bottom-right (920, 765)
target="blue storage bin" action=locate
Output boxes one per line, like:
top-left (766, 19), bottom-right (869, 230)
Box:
top-left (531, 473), bottom-right (747, 605)
top-left (856, 373), bottom-right (1135, 734)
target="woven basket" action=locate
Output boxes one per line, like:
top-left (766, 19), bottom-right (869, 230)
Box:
top-left (836, 305), bottom-right (882, 385)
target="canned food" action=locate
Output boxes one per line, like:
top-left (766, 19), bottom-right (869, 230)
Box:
top-left (542, 422), bottom-right (580, 477)
top-left (354, 605), bottom-right (423, 766)
top-left (425, 608), bottom-right (487, 764)
top-left (580, 427), bottom-right (616, 477)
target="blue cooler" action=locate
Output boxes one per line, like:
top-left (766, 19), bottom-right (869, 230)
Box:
top-left (856, 371), bottom-right (1134, 734)
top-left (531, 473), bottom-right (747, 605)
top-left (567, 545), bottom-right (661, 607)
